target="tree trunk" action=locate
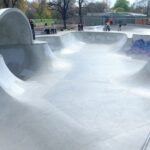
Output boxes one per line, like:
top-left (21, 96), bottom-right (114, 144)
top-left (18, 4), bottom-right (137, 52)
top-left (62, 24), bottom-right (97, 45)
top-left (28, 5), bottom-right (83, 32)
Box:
top-left (62, 6), bottom-right (67, 29)
top-left (79, 2), bottom-right (82, 24)
top-left (147, 0), bottom-right (150, 17)
top-left (3, 0), bottom-right (9, 8)
top-left (63, 14), bottom-right (67, 29)
top-left (3, 0), bottom-right (17, 8)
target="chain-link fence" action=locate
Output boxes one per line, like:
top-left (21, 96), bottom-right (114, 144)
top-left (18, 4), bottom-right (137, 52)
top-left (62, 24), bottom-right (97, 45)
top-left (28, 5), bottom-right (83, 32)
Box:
top-left (58, 13), bottom-right (149, 27)
top-left (83, 15), bottom-right (148, 26)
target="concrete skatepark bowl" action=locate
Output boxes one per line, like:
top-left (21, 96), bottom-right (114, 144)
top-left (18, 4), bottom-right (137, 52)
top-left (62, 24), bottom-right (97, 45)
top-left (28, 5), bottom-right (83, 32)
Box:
top-left (1, 8), bottom-right (150, 150)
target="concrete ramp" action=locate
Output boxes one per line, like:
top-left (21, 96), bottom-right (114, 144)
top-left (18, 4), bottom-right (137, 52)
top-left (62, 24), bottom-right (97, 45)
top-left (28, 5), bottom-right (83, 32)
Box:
top-left (0, 9), bottom-right (56, 79)
top-left (0, 8), bottom-right (32, 45)
top-left (1, 8), bottom-right (150, 150)
top-left (37, 32), bottom-right (128, 52)
top-left (0, 55), bottom-right (24, 96)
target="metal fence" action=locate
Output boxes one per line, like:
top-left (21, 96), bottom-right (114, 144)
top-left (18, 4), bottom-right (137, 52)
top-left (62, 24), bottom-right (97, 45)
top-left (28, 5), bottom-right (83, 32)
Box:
top-left (59, 14), bottom-right (148, 27)
top-left (83, 16), bottom-right (148, 26)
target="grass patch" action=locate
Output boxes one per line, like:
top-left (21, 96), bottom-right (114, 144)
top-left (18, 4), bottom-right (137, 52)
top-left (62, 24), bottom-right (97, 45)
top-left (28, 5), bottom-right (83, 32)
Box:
top-left (33, 19), bottom-right (55, 25)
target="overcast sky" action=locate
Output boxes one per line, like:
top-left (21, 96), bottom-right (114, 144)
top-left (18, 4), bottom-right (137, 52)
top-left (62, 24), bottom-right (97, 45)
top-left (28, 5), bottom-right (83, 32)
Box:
top-left (90, 0), bottom-right (135, 7)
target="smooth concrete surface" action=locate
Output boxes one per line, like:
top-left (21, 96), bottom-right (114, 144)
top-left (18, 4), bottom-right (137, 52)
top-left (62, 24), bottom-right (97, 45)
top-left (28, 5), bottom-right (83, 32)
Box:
top-left (1, 8), bottom-right (150, 150)
top-left (0, 8), bottom-right (33, 45)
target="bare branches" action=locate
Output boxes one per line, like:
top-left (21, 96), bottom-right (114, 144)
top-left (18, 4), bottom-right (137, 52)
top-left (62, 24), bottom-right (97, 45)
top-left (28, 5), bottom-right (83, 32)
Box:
top-left (2, 0), bottom-right (19, 8)
top-left (3, 0), bottom-right (9, 7)
top-left (12, 0), bottom-right (18, 7)
top-left (49, 0), bottom-right (74, 29)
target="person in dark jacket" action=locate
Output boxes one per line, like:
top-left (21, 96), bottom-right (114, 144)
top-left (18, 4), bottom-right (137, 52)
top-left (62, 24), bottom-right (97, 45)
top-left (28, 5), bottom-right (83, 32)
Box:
top-left (44, 23), bottom-right (50, 34)
top-left (29, 19), bottom-right (35, 40)
top-left (118, 23), bottom-right (122, 31)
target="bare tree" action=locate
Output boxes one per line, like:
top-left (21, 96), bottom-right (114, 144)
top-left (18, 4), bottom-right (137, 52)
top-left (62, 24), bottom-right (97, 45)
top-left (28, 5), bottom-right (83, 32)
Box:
top-left (78, 0), bottom-right (85, 24)
top-left (49, 0), bottom-right (75, 29)
top-left (130, 0), bottom-right (150, 15)
top-left (85, 2), bottom-right (108, 13)
top-left (3, 0), bottom-right (18, 8)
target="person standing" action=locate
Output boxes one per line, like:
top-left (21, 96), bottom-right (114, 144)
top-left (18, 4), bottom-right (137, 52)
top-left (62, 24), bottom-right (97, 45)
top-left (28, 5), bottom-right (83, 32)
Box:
top-left (44, 23), bottom-right (50, 34)
top-left (29, 19), bottom-right (35, 40)
top-left (118, 23), bottom-right (122, 31)
top-left (78, 23), bottom-right (81, 31)
top-left (106, 21), bottom-right (110, 31)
